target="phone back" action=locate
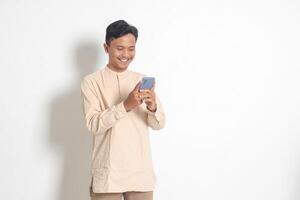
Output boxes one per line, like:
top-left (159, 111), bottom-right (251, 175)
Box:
top-left (140, 77), bottom-right (155, 91)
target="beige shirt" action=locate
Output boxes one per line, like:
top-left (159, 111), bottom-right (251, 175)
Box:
top-left (80, 66), bottom-right (166, 193)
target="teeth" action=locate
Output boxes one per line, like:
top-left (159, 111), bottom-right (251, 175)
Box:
top-left (121, 60), bottom-right (127, 62)
top-left (120, 59), bottom-right (128, 62)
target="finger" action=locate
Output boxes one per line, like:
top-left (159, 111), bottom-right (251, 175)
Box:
top-left (134, 81), bottom-right (142, 92)
top-left (144, 99), bottom-right (154, 104)
top-left (136, 93), bottom-right (149, 103)
top-left (136, 93), bottom-right (144, 101)
top-left (151, 81), bottom-right (156, 91)
top-left (143, 90), bottom-right (156, 99)
top-left (139, 90), bottom-right (150, 95)
top-left (144, 98), bottom-right (152, 103)
top-left (140, 89), bottom-right (154, 94)
top-left (138, 90), bottom-right (152, 97)
top-left (136, 94), bottom-right (143, 103)
top-left (139, 93), bottom-right (152, 99)
top-left (140, 91), bottom-right (155, 102)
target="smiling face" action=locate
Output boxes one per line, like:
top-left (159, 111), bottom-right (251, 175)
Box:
top-left (104, 33), bottom-right (136, 72)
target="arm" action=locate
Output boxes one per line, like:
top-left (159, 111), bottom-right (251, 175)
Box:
top-left (80, 78), bottom-right (127, 135)
top-left (146, 96), bottom-right (166, 130)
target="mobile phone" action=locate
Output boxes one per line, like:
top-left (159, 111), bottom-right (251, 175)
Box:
top-left (139, 77), bottom-right (155, 91)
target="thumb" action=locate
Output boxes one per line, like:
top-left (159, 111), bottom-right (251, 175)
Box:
top-left (134, 81), bottom-right (141, 91)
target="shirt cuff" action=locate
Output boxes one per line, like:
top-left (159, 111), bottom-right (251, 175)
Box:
top-left (114, 101), bottom-right (127, 119)
top-left (147, 104), bottom-right (163, 122)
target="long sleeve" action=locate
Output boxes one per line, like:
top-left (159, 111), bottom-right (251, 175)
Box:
top-left (80, 78), bottom-right (127, 135)
top-left (146, 96), bottom-right (166, 130)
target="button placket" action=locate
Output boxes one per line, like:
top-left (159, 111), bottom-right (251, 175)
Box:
top-left (116, 74), bottom-right (122, 102)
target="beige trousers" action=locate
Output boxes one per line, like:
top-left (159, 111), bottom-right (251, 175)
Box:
top-left (90, 188), bottom-right (153, 200)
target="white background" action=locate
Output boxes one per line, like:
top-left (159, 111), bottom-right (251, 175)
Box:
top-left (1, 0), bottom-right (300, 199)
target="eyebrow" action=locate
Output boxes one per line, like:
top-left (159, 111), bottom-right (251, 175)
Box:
top-left (116, 45), bottom-right (135, 48)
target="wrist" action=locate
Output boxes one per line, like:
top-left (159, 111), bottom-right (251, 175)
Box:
top-left (123, 101), bottom-right (131, 112)
top-left (147, 104), bottom-right (157, 112)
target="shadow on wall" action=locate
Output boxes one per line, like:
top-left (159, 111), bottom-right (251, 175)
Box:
top-left (49, 39), bottom-right (103, 200)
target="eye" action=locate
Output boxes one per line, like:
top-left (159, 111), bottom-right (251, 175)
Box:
top-left (116, 47), bottom-right (123, 50)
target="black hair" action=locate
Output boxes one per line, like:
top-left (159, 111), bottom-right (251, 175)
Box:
top-left (105, 20), bottom-right (138, 45)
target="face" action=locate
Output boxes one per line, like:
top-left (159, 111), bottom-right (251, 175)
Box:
top-left (104, 33), bottom-right (136, 72)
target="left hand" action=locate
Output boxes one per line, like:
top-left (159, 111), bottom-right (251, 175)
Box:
top-left (138, 82), bottom-right (157, 112)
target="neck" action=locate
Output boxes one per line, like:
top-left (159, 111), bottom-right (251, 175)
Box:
top-left (107, 64), bottom-right (127, 73)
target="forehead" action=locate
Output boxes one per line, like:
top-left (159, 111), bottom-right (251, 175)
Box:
top-left (110, 33), bottom-right (136, 47)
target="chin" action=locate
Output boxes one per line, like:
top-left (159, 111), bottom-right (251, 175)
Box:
top-left (119, 63), bottom-right (131, 69)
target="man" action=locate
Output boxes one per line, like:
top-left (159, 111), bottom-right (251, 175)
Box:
top-left (80, 20), bottom-right (166, 200)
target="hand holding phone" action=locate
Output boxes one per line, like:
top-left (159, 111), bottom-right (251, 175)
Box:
top-left (139, 77), bottom-right (155, 91)
top-left (124, 77), bottom-right (156, 112)
top-left (139, 77), bottom-right (157, 112)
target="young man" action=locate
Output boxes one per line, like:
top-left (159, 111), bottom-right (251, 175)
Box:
top-left (80, 20), bottom-right (166, 200)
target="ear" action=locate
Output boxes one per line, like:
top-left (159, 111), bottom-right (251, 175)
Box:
top-left (103, 43), bottom-right (109, 54)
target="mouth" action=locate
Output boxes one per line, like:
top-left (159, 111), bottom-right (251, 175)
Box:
top-left (118, 58), bottom-right (130, 65)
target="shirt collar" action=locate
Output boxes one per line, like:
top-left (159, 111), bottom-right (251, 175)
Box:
top-left (104, 65), bottom-right (130, 79)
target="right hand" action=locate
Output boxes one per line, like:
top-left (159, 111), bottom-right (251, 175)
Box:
top-left (123, 81), bottom-right (143, 112)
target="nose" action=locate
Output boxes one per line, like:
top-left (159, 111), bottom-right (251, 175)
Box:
top-left (122, 49), bottom-right (129, 57)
